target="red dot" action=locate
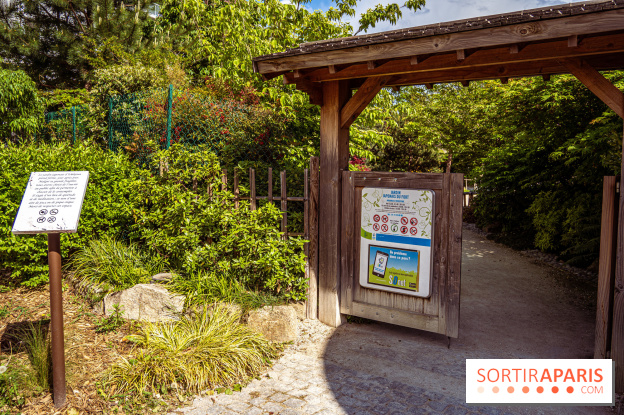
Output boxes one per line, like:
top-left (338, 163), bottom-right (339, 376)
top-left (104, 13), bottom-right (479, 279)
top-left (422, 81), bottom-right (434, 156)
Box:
top-left (552, 386), bottom-right (559, 393)
top-left (567, 386), bottom-right (574, 393)
top-left (507, 386), bottom-right (514, 393)
top-left (537, 386), bottom-right (544, 393)
top-left (522, 386), bottom-right (529, 393)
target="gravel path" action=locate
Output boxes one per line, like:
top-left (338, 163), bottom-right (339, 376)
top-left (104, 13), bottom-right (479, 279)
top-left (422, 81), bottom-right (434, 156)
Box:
top-left (171, 226), bottom-right (613, 415)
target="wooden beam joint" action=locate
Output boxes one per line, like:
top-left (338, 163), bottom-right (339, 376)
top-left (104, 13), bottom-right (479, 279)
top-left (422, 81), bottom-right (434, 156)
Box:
top-left (340, 76), bottom-right (391, 129)
top-left (560, 58), bottom-right (624, 118)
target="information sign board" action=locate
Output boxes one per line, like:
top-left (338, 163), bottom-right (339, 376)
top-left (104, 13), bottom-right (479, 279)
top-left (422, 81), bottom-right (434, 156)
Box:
top-left (359, 187), bottom-right (434, 297)
top-left (12, 171), bottom-right (89, 234)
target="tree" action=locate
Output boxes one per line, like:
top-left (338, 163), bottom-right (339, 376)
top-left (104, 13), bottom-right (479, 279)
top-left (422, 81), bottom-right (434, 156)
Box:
top-left (0, 0), bottom-right (163, 87)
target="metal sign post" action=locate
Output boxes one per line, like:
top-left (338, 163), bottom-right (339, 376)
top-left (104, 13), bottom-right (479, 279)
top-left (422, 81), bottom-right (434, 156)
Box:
top-left (12, 171), bottom-right (89, 408)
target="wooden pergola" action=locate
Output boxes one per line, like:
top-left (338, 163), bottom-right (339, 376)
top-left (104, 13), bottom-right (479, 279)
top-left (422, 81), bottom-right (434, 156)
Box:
top-left (253, 0), bottom-right (624, 388)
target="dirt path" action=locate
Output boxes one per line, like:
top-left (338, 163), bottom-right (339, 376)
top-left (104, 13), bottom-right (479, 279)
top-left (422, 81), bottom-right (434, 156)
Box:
top-left (177, 225), bottom-right (611, 414)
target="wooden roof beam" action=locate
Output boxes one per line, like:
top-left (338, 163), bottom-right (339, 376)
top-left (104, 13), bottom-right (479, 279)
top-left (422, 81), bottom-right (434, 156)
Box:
top-left (254, 10), bottom-right (624, 74)
top-left (560, 58), bottom-right (624, 118)
top-left (300, 32), bottom-right (624, 83)
top-left (386, 53), bottom-right (624, 87)
top-left (340, 76), bottom-right (391, 129)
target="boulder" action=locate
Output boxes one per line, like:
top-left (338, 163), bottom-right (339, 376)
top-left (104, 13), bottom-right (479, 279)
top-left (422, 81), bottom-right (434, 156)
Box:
top-left (151, 272), bottom-right (174, 283)
top-left (290, 302), bottom-right (306, 320)
top-left (247, 305), bottom-right (298, 343)
top-left (103, 284), bottom-right (185, 322)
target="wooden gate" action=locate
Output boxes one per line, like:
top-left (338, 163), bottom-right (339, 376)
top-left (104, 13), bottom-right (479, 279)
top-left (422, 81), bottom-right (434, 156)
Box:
top-left (340, 171), bottom-right (464, 338)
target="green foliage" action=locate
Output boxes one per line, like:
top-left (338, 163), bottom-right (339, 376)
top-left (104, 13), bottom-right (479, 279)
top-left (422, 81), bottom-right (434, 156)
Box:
top-left (0, 69), bottom-right (42, 139)
top-left (129, 144), bottom-right (308, 300)
top-left (0, 0), bottom-right (165, 87)
top-left (20, 322), bottom-right (51, 391)
top-left (95, 304), bottom-right (126, 334)
top-left (103, 304), bottom-right (276, 394)
top-left (470, 73), bottom-right (623, 262)
top-left (170, 272), bottom-right (286, 311)
top-left (69, 237), bottom-right (168, 292)
top-left (90, 65), bottom-right (166, 105)
top-left (0, 142), bottom-right (137, 287)
top-left (0, 354), bottom-right (26, 413)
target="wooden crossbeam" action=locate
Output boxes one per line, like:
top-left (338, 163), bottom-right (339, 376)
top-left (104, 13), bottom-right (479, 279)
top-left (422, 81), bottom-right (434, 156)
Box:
top-left (299, 32), bottom-right (624, 83)
top-left (561, 58), bottom-right (624, 118)
top-left (340, 76), bottom-right (391, 129)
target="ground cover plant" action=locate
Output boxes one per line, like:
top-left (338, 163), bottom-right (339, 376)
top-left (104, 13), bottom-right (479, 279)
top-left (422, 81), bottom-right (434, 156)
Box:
top-left (104, 304), bottom-right (276, 394)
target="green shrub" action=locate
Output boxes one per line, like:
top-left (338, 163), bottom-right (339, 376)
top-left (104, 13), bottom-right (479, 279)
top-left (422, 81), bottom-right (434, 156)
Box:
top-left (0, 69), bottom-right (43, 139)
top-left (129, 144), bottom-right (307, 300)
top-left (90, 64), bottom-right (166, 105)
top-left (69, 237), bottom-right (168, 292)
top-left (103, 304), bottom-right (276, 394)
top-left (0, 141), bottom-right (139, 287)
top-left (170, 272), bottom-right (285, 311)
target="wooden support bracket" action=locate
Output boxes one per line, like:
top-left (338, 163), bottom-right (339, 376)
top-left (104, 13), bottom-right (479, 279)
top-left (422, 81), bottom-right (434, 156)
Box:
top-left (561, 58), bottom-right (624, 118)
top-left (568, 35), bottom-right (579, 48)
top-left (340, 76), bottom-right (391, 129)
top-left (328, 65), bottom-right (336, 74)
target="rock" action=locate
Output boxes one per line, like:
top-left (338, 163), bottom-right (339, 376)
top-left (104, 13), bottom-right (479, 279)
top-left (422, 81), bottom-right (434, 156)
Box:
top-left (151, 272), bottom-right (174, 283)
top-left (103, 284), bottom-right (185, 322)
top-left (290, 302), bottom-right (306, 320)
top-left (247, 305), bottom-right (298, 343)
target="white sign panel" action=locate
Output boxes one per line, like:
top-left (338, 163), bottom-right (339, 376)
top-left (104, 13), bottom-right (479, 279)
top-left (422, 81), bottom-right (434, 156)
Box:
top-left (359, 187), bottom-right (434, 298)
top-left (12, 171), bottom-right (89, 234)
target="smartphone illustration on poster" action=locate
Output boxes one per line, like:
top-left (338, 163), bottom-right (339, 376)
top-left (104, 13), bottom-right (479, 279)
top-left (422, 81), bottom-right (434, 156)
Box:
top-left (372, 251), bottom-right (389, 278)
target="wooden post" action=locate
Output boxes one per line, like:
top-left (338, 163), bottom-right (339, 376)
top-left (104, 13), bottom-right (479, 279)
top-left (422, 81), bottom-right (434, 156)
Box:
top-left (612, 125), bottom-right (624, 392)
top-left (48, 233), bottom-right (66, 408)
top-left (595, 176), bottom-right (618, 359)
top-left (234, 170), bottom-right (239, 209)
top-left (281, 170), bottom-right (287, 239)
top-left (268, 167), bottom-right (273, 203)
top-left (307, 157), bottom-right (320, 319)
top-left (250, 168), bottom-right (257, 210)
top-left (318, 80), bottom-right (350, 327)
top-left (221, 169), bottom-right (227, 192)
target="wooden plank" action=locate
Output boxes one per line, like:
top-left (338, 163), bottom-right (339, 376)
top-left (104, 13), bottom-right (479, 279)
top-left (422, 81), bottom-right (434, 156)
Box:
top-left (561, 58), bottom-right (624, 118)
top-left (340, 171), bottom-right (355, 313)
top-left (423, 188), bottom-right (442, 317)
top-left (353, 174), bottom-right (444, 189)
top-left (307, 157), bottom-right (320, 319)
top-left (268, 167), bottom-right (273, 203)
top-left (234, 170), bottom-right (240, 209)
top-left (611, 126), bottom-right (624, 393)
top-left (301, 32), bottom-right (624, 83)
top-left (340, 76), bottom-right (391, 129)
top-left (437, 174), bottom-right (451, 335)
top-left (250, 168), bottom-right (257, 210)
top-left (255, 10), bottom-right (624, 73)
top-left (318, 80), bottom-right (350, 327)
top-left (446, 173), bottom-right (463, 338)
top-left (350, 301), bottom-right (441, 333)
top-left (281, 170), bottom-right (287, 239)
top-left (387, 54), bottom-right (624, 88)
top-left (595, 176), bottom-right (618, 359)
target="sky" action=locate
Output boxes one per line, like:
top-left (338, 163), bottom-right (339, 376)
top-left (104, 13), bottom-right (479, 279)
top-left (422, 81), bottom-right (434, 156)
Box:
top-left (306, 0), bottom-right (570, 34)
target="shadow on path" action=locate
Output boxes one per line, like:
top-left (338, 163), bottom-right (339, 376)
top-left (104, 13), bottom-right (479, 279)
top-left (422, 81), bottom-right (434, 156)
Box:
top-left (322, 227), bottom-right (609, 415)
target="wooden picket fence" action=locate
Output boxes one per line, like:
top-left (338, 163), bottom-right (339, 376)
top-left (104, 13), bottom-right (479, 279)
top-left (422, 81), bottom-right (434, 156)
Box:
top-left (219, 157), bottom-right (320, 320)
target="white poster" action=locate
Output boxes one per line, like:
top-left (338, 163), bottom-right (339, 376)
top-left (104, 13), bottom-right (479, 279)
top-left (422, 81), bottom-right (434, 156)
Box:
top-left (359, 187), bottom-right (434, 297)
top-left (12, 171), bottom-right (89, 234)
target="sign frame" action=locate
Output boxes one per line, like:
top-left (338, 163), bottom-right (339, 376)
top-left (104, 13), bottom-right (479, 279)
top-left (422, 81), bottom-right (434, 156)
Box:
top-left (358, 187), bottom-right (435, 298)
top-left (340, 171), bottom-right (463, 338)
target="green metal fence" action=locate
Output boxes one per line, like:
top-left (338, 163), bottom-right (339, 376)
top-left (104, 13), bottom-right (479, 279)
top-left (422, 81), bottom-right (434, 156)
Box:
top-left (40, 106), bottom-right (84, 144)
top-left (108, 85), bottom-right (259, 166)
